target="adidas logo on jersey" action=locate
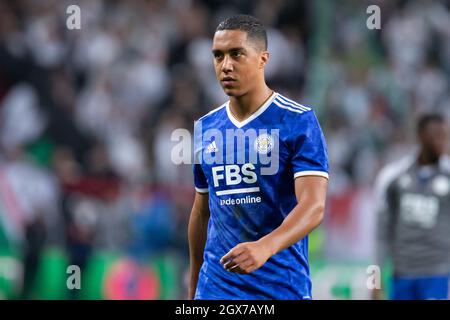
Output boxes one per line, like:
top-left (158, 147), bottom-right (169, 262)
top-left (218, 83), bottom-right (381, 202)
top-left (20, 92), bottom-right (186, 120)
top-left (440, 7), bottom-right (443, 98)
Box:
top-left (205, 141), bottom-right (218, 154)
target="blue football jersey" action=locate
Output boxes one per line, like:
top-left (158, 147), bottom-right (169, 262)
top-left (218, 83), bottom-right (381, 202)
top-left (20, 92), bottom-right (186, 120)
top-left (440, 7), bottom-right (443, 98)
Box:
top-left (192, 92), bottom-right (329, 299)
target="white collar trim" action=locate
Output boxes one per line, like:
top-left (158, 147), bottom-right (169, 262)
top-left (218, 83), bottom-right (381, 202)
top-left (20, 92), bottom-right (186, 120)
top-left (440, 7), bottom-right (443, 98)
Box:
top-left (226, 92), bottom-right (277, 128)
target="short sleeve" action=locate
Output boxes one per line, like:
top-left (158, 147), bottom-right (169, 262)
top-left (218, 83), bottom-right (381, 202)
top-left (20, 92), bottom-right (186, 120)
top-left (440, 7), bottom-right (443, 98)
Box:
top-left (193, 120), bottom-right (209, 193)
top-left (291, 111), bottom-right (329, 179)
top-left (193, 163), bottom-right (209, 193)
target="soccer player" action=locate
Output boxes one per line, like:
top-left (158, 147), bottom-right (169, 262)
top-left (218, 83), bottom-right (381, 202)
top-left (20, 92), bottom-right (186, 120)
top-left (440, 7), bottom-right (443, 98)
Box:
top-left (374, 113), bottom-right (450, 300)
top-left (188, 15), bottom-right (329, 300)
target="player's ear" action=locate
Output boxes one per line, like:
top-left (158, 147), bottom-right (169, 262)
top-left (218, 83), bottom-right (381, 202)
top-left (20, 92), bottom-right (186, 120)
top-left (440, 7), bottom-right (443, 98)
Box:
top-left (259, 51), bottom-right (269, 69)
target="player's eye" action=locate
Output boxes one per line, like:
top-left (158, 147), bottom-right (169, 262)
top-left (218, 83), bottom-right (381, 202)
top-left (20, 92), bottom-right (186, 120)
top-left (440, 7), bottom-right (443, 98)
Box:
top-left (213, 52), bottom-right (223, 60)
top-left (230, 50), bottom-right (241, 58)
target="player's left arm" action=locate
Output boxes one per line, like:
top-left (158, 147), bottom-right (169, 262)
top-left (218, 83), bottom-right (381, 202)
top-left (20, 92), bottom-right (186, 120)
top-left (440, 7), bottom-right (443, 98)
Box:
top-left (221, 175), bottom-right (327, 274)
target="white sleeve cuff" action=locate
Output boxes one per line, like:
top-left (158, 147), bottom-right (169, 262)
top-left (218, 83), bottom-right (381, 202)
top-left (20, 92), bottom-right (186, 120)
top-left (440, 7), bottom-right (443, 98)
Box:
top-left (195, 187), bottom-right (209, 193)
top-left (294, 171), bottom-right (329, 180)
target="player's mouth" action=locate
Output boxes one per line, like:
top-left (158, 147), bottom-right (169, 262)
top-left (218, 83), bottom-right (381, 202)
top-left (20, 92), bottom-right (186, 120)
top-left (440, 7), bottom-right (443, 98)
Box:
top-left (221, 77), bottom-right (236, 87)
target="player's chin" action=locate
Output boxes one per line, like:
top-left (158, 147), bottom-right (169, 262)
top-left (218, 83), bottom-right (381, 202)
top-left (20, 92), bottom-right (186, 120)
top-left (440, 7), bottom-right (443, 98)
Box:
top-left (222, 85), bottom-right (241, 96)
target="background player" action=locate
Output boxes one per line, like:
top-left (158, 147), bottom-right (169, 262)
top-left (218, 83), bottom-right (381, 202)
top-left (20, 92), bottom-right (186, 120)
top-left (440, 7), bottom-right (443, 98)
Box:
top-left (374, 113), bottom-right (450, 300)
top-left (188, 14), bottom-right (329, 300)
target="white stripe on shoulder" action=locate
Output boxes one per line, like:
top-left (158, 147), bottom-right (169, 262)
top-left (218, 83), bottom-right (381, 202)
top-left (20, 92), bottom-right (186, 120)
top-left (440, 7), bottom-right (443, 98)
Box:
top-left (277, 95), bottom-right (311, 111)
top-left (275, 97), bottom-right (310, 112)
top-left (274, 99), bottom-right (304, 114)
top-left (374, 154), bottom-right (415, 203)
top-left (197, 103), bottom-right (227, 121)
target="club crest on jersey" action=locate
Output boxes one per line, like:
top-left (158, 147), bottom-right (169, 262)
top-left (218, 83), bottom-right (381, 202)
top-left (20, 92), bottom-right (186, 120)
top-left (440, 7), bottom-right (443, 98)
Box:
top-left (432, 175), bottom-right (450, 196)
top-left (254, 133), bottom-right (274, 155)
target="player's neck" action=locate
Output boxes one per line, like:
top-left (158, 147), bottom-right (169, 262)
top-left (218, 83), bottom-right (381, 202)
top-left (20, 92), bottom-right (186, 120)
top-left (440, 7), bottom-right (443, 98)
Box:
top-left (229, 85), bottom-right (273, 121)
top-left (417, 150), bottom-right (440, 166)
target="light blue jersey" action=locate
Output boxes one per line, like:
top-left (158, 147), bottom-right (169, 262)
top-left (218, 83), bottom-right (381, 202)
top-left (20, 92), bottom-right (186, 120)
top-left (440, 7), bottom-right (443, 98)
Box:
top-left (193, 92), bottom-right (329, 299)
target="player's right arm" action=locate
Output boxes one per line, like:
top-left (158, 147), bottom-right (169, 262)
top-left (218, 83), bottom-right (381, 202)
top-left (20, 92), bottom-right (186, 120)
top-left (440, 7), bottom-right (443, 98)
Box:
top-left (188, 191), bottom-right (210, 299)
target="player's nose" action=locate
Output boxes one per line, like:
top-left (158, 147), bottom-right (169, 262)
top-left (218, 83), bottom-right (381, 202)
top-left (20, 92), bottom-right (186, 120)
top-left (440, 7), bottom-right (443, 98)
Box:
top-left (221, 55), bottom-right (233, 73)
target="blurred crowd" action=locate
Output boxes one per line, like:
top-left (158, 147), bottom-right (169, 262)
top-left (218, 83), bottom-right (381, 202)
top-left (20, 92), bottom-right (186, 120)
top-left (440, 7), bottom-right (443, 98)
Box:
top-left (0, 0), bottom-right (448, 299)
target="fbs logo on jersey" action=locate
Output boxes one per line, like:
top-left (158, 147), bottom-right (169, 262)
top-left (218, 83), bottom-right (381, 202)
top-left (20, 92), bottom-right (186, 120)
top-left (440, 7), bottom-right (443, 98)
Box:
top-left (254, 133), bottom-right (274, 155)
top-left (205, 141), bottom-right (218, 154)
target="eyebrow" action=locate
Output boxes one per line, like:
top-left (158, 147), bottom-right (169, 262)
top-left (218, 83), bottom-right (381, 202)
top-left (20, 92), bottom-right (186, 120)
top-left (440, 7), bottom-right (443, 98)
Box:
top-left (211, 47), bottom-right (246, 54)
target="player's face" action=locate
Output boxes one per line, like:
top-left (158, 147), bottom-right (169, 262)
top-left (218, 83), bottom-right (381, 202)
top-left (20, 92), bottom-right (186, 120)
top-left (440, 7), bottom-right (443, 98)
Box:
top-left (421, 121), bottom-right (449, 157)
top-left (212, 30), bottom-right (267, 96)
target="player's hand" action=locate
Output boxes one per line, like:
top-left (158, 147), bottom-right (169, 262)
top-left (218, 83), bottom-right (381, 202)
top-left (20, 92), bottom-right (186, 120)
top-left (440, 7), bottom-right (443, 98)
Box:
top-left (220, 240), bottom-right (272, 274)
